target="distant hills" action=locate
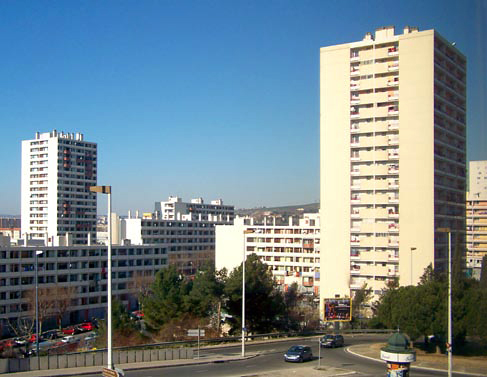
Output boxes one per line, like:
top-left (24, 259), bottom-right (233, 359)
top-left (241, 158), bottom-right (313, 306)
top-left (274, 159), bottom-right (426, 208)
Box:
top-left (236, 203), bottom-right (319, 218)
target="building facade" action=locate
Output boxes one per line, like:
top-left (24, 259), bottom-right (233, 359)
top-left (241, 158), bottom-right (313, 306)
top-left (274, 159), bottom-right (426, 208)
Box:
top-left (216, 214), bottom-right (321, 295)
top-left (154, 196), bottom-right (234, 223)
top-left (320, 26), bottom-right (466, 302)
top-left (21, 131), bottom-right (97, 245)
top-left (0, 244), bottom-right (167, 334)
top-left (466, 160), bottom-right (487, 278)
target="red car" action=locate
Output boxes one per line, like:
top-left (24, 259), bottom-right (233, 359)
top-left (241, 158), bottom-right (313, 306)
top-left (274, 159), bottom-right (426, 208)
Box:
top-left (62, 326), bottom-right (80, 335)
top-left (131, 310), bottom-right (144, 320)
top-left (79, 322), bottom-right (94, 332)
top-left (28, 334), bottom-right (43, 343)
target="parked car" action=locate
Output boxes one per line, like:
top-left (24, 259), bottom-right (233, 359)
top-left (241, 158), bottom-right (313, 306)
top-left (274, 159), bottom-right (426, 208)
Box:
top-left (28, 334), bottom-right (43, 343)
top-left (42, 330), bottom-right (61, 340)
top-left (283, 345), bottom-right (313, 362)
top-left (79, 322), bottom-right (94, 332)
top-left (13, 337), bottom-right (27, 347)
top-left (320, 334), bottom-right (344, 348)
top-left (131, 310), bottom-right (144, 320)
top-left (62, 326), bottom-right (81, 335)
top-left (1, 339), bottom-right (14, 348)
top-left (61, 335), bottom-right (79, 343)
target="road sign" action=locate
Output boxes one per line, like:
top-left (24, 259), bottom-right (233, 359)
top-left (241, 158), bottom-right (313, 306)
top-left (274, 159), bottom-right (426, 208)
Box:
top-left (102, 368), bottom-right (118, 377)
top-left (187, 329), bottom-right (205, 337)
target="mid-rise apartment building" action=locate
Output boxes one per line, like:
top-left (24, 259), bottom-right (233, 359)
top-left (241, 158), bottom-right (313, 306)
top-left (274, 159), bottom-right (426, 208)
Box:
top-left (120, 216), bottom-right (219, 275)
top-left (320, 26), bottom-right (466, 302)
top-left (21, 131), bottom-right (97, 245)
top-left (154, 196), bottom-right (234, 223)
top-left (216, 214), bottom-right (321, 295)
top-left (466, 160), bottom-right (487, 278)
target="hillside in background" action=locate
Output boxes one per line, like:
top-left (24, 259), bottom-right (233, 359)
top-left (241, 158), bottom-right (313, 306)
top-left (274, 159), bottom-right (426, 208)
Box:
top-left (236, 203), bottom-right (319, 219)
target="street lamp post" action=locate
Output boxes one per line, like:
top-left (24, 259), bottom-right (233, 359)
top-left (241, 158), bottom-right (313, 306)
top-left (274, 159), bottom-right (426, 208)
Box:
top-left (410, 247), bottom-right (417, 285)
top-left (242, 229), bottom-right (253, 357)
top-left (242, 232), bottom-right (245, 358)
top-left (35, 250), bottom-right (43, 370)
top-left (437, 227), bottom-right (452, 377)
top-left (90, 185), bottom-right (113, 370)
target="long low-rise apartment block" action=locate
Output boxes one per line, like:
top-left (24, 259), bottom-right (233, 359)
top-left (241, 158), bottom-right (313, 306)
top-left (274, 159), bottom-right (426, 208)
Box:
top-left (0, 244), bottom-right (167, 335)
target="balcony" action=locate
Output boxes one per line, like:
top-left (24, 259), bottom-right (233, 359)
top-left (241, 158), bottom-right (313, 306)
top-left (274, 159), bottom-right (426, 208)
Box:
top-left (350, 54), bottom-right (360, 62)
top-left (388, 138), bottom-right (399, 146)
top-left (388, 238), bottom-right (399, 247)
top-left (388, 167), bottom-right (399, 175)
top-left (351, 211), bottom-right (360, 218)
top-left (388, 92), bottom-right (399, 100)
top-left (389, 196), bottom-right (399, 204)
top-left (388, 121), bottom-right (399, 130)
top-left (351, 169), bottom-right (360, 176)
top-left (388, 223), bottom-right (399, 232)
top-left (351, 196), bottom-right (361, 204)
top-left (388, 47), bottom-right (399, 56)
top-left (351, 67), bottom-right (360, 76)
top-left (388, 152), bottom-right (399, 160)
top-left (387, 78), bottom-right (399, 87)
top-left (351, 95), bottom-right (360, 105)
top-left (351, 82), bottom-right (360, 90)
top-left (388, 106), bottom-right (399, 115)
top-left (388, 269), bottom-right (399, 276)
top-left (388, 63), bottom-right (399, 71)
top-left (388, 210), bottom-right (399, 218)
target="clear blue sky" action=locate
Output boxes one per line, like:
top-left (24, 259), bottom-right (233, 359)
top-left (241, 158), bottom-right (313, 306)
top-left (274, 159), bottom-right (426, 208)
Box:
top-left (0, 0), bottom-right (485, 215)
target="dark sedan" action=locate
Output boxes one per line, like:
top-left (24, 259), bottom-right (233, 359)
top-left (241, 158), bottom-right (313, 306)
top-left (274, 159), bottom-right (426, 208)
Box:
top-left (283, 345), bottom-right (313, 362)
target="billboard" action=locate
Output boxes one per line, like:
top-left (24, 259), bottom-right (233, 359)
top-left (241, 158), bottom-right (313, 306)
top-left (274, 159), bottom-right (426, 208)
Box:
top-left (324, 298), bottom-right (351, 321)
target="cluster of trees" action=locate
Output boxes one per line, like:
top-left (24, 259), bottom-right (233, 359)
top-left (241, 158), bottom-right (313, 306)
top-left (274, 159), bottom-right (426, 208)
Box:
top-left (372, 255), bottom-right (487, 349)
top-left (134, 255), bottom-right (319, 342)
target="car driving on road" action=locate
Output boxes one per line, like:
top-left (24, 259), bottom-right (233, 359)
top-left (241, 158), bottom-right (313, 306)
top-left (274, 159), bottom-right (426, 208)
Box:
top-left (320, 334), bottom-right (345, 348)
top-left (283, 345), bottom-right (313, 362)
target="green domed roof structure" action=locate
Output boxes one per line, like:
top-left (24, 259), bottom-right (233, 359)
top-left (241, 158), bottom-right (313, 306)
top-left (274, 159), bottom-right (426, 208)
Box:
top-left (382, 332), bottom-right (412, 353)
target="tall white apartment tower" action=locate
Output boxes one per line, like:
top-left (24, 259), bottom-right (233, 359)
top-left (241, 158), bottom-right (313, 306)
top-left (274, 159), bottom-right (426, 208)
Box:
top-left (21, 130), bottom-right (97, 245)
top-left (320, 26), bottom-right (466, 302)
top-left (466, 160), bottom-right (487, 278)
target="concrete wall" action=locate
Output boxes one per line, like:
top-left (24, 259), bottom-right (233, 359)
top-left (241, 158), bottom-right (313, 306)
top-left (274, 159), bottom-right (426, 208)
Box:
top-left (0, 347), bottom-right (194, 373)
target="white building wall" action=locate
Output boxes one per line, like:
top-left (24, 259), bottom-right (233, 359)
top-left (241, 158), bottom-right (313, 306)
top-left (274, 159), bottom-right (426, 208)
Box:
top-left (215, 221), bottom-right (245, 271)
top-left (122, 218), bottom-right (143, 245)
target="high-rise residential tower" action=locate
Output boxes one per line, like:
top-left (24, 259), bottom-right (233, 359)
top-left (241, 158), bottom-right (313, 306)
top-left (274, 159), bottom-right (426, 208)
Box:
top-left (466, 160), bottom-right (487, 279)
top-left (320, 26), bottom-right (466, 302)
top-left (21, 130), bottom-right (97, 245)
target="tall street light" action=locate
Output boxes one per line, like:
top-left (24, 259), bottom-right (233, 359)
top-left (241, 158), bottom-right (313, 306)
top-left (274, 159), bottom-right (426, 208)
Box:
top-left (242, 229), bottom-right (253, 357)
top-left (90, 185), bottom-right (113, 370)
top-left (437, 227), bottom-right (452, 377)
top-left (35, 250), bottom-right (43, 370)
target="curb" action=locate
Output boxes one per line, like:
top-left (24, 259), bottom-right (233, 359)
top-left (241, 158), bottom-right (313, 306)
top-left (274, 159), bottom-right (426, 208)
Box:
top-left (346, 346), bottom-right (487, 377)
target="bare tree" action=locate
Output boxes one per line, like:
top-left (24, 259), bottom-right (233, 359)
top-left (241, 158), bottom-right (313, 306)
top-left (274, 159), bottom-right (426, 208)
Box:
top-left (128, 272), bottom-right (153, 311)
top-left (51, 286), bottom-right (77, 330)
top-left (23, 287), bottom-right (54, 335)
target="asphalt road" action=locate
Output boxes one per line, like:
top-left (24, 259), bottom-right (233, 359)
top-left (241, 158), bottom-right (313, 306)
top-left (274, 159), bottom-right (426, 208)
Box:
top-left (82, 334), bottom-right (474, 377)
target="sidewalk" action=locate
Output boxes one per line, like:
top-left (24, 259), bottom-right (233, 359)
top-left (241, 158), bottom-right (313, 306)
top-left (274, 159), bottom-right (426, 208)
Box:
top-left (7, 353), bottom-right (258, 377)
